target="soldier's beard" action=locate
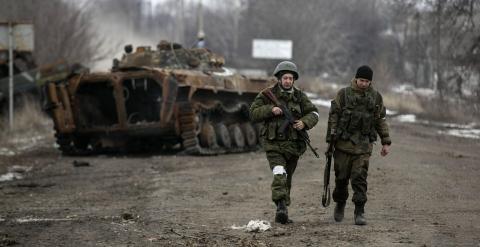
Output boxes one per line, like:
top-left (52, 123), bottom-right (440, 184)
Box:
top-left (279, 82), bottom-right (293, 91)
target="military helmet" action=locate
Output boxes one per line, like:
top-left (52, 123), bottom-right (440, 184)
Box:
top-left (273, 61), bottom-right (299, 80)
top-left (197, 30), bottom-right (205, 39)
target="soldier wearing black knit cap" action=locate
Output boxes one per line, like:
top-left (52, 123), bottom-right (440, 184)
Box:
top-left (326, 65), bottom-right (392, 225)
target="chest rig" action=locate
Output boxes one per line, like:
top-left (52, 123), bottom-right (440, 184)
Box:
top-left (265, 86), bottom-right (303, 141)
top-left (337, 87), bottom-right (378, 144)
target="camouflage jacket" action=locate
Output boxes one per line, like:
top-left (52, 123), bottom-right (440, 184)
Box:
top-left (250, 83), bottom-right (319, 156)
top-left (327, 79), bottom-right (391, 154)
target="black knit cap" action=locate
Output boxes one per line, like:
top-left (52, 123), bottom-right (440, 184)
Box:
top-left (355, 65), bottom-right (373, 81)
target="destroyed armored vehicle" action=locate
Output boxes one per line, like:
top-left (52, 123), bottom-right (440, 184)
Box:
top-left (43, 41), bottom-right (272, 155)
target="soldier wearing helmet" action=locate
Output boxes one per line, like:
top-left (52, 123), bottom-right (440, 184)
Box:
top-left (194, 31), bottom-right (206, 48)
top-left (326, 65), bottom-right (392, 225)
top-left (250, 61), bottom-right (319, 224)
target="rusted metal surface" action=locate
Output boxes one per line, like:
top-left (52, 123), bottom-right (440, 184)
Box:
top-left (43, 41), bottom-right (271, 155)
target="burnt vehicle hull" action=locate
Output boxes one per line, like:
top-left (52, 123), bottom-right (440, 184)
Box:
top-left (45, 67), bottom-right (271, 155)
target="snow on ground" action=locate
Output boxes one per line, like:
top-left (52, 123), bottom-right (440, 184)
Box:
top-left (15, 217), bottom-right (75, 223)
top-left (0, 148), bottom-right (16, 156)
top-left (0, 165), bottom-right (32, 182)
top-left (11, 135), bottom-right (47, 151)
top-left (0, 134), bottom-right (48, 157)
top-left (391, 83), bottom-right (435, 98)
top-left (0, 172), bottom-right (24, 182)
top-left (393, 114), bottom-right (418, 123)
top-left (438, 129), bottom-right (480, 139)
top-left (310, 98), bottom-right (331, 108)
top-left (307, 92), bottom-right (480, 140)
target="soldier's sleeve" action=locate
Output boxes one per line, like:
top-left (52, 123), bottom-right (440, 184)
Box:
top-left (299, 92), bottom-right (319, 130)
top-left (326, 90), bottom-right (343, 142)
top-left (249, 92), bottom-right (274, 123)
top-left (374, 92), bottom-right (392, 145)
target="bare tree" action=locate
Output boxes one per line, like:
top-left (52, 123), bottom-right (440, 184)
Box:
top-left (0, 0), bottom-right (106, 66)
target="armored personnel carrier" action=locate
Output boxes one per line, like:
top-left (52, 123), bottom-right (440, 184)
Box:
top-left (43, 41), bottom-right (272, 155)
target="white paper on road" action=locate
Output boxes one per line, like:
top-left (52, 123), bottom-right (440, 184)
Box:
top-left (230, 219), bottom-right (271, 232)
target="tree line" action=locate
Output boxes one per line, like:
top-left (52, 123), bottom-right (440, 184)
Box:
top-left (2, 0), bottom-right (479, 100)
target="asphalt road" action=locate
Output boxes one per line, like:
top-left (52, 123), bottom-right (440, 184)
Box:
top-left (1, 107), bottom-right (479, 246)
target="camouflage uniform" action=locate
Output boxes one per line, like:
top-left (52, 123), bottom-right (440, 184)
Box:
top-left (250, 83), bottom-right (319, 206)
top-left (327, 79), bottom-right (391, 217)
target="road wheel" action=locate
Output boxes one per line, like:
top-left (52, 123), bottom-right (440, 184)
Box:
top-left (229, 124), bottom-right (245, 148)
top-left (241, 123), bottom-right (257, 147)
top-left (199, 121), bottom-right (217, 148)
top-left (73, 136), bottom-right (90, 151)
top-left (215, 123), bottom-right (231, 148)
top-left (55, 133), bottom-right (75, 155)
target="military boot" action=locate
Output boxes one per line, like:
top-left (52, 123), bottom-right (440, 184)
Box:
top-left (354, 213), bottom-right (367, 225)
top-left (334, 202), bottom-right (346, 222)
top-left (354, 205), bottom-right (367, 225)
top-left (275, 200), bottom-right (288, 224)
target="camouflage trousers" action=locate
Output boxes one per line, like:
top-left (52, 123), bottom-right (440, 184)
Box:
top-left (332, 149), bottom-right (370, 210)
top-left (266, 151), bottom-right (299, 206)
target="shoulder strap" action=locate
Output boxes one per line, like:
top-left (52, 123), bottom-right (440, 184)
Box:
top-left (338, 87), bottom-right (348, 109)
top-left (367, 88), bottom-right (378, 108)
top-left (299, 90), bottom-right (304, 115)
top-left (261, 88), bottom-right (281, 106)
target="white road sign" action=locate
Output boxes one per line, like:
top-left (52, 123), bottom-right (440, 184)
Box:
top-left (0, 23), bottom-right (34, 51)
top-left (252, 39), bottom-right (292, 59)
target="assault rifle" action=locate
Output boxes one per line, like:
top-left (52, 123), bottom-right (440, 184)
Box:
top-left (322, 134), bottom-right (335, 207)
top-left (261, 89), bottom-right (319, 158)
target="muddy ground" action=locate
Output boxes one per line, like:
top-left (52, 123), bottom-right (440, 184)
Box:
top-left (1, 106), bottom-right (479, 247)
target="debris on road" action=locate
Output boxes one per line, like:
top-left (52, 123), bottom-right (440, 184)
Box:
top-left (73, 160), bottom-right (90, 167)
top-left (0, 233), bottom-right (17, 246)
top-left (121, 212), bottom-right (135, 221)
top-left (15, 182), bottom-right (55, 188)
top-left (231, 220), bottom-right (271, 232)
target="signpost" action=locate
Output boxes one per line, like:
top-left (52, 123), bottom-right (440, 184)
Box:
top-left (0, 22), bottom-right (34, 130)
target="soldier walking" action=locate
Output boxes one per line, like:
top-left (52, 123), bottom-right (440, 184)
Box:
top-left (250, 61), bottom-right (319, 224)
top-left (326, 65), bottom-right (391, 225)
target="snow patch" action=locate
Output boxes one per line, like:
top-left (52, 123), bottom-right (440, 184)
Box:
top-left (305, 91), bottom-right (480, 140)
top-left (0, 172), bottom-right (23, 182)
top-left (9, 165), bottom-right (32, 173)
top-left (438, 129), bottom-right (480, 139)
top-left (394, 114), bottom-right (417, 123)
top-left (12, 135), bottom-right (46, 151)
top-left (307, 92), bottom-right (399, 114)
top-left (386, 109), bottom-right (397, 115)
top-left (304, 92), bottom-right (318, 98)
top-left (230, 220), bottom-right (271, 232)
top-left (304, 92), bottom-right (332, 108)
top-left (15, 217), bottom-right (74, 223)
top-left (0, 135), bottom-right (47, 157)
top-left (0, 148), bottom-right (16, 156)
top-left (394, 114), bottom-right (480, 139)
top-left (213, 67), bottom-right (235, 77)
top-left (311, 98), bottom-right (331, 108)
top-left (391, 84), bottom-right (415, 94)
top-left (413, 88), bottom-right (435, 98)
top-left (391, 83), bottom-right (435, 98)
top-left (0, 166), bottom-right (32, 182)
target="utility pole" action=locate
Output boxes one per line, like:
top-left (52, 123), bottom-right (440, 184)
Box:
top-left (197, 0), bottom-right (204, 38)
top-left (8, 22), bottom-right (14, 130)
top-left (175, 0), bottom-right (185, 45)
